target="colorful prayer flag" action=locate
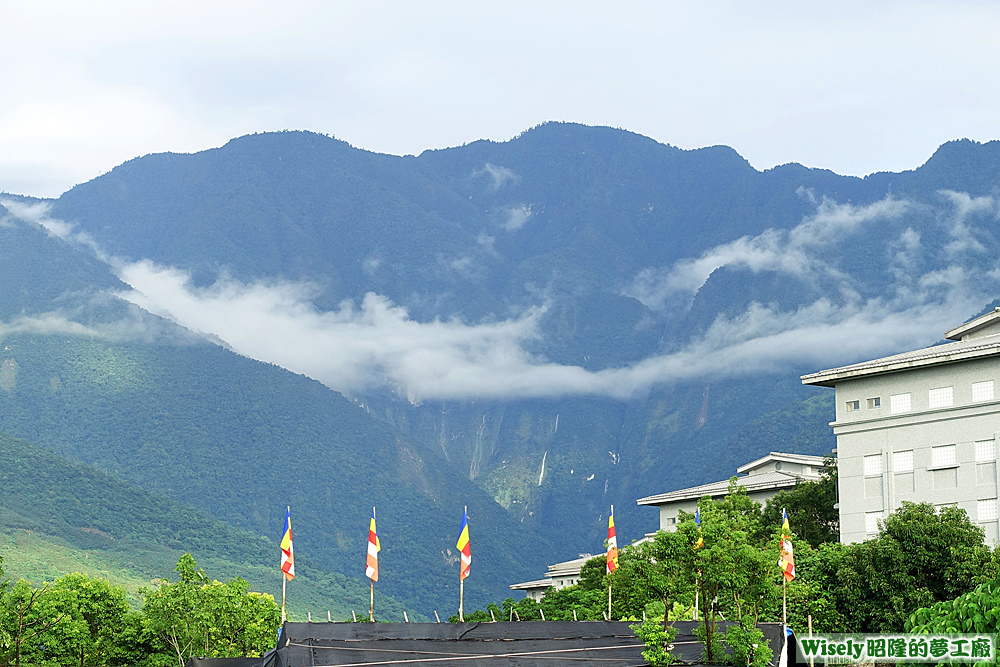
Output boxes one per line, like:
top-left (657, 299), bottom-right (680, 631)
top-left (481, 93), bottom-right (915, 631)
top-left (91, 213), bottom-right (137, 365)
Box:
top-left (606, 506), bottom-right (619, 573)
top-left (366, 507), bottom-right (381, 582)
top-left (456, 507), bottom-right (471, 581)
top-left (694, 507), bottom-right (704, 549)
top-left (280, 507), bottom-right (295, 580)
top-left (778, 508), bottom-right (795, 582)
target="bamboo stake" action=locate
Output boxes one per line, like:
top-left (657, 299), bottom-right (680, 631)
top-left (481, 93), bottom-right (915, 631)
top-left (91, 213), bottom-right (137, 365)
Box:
top-left (328, 610), bottom-right (332, 622)
top-left (459, 579), bottom-right (465, 622)
top-left (434, 610), bottom-right (441, 623)
top-left (352, 610), bottom-right (357, 622)
top-left (281, 576), bottom-right (287, 623)
top-left (808, 614), bottom-right (814, 667)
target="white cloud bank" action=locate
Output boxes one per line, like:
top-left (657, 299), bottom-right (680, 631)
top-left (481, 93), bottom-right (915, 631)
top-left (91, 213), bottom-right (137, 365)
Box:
top-left (623, 194), bottom-right (911, 311)
top-left (112, 258), bottom-right (983, 402)
top-left (4, 192), bottom-right (997, 403)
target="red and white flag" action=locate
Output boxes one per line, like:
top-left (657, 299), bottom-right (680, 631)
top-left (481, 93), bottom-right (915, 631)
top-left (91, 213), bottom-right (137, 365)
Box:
top-left (365, 507), bottom-right (381, 582)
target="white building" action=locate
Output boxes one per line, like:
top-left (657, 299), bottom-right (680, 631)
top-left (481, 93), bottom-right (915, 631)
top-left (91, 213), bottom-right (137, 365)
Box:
top-left (635, 452), bottom-right (827, 532)
top-left (802, 308), bottom-right (1000, 544)
top-left (509, 554), bottom-right (594, 601)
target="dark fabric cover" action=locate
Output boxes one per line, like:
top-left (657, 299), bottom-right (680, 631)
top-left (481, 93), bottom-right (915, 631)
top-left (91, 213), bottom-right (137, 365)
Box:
top-left (274, 621), bottom-right (646, 666)
top-left (269, 620), bottom-right (787, 667)
top-left (188, 620), bottom-right (787, 667)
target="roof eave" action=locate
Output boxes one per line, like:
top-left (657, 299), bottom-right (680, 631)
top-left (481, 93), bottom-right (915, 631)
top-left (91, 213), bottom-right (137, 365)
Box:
top-left (801, 345), bottom-right (1000, 387)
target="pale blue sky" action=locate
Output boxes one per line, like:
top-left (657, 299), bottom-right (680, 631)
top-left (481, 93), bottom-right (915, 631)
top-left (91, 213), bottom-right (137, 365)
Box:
top-left (2, 0), bottom-right (999, 197)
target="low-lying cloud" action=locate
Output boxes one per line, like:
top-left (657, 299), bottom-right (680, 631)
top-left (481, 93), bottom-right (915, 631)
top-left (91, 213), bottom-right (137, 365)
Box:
top-left (624, 194), bottom-right (911, 312)
top-left (5, 191), bottom-right (999, 402)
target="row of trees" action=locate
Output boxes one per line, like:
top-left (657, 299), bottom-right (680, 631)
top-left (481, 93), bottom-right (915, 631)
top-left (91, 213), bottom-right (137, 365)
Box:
top-left (0, 554), bottom-right (279, 667)
top-left (459, 465), bottom-right (999, 665)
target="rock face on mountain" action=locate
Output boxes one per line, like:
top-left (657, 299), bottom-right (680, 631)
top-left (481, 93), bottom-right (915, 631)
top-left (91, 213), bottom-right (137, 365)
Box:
top-left (4, 124), bottom-right (1000, 613)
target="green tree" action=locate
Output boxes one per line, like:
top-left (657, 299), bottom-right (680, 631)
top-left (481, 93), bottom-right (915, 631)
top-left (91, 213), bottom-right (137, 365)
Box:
top-left (906, 576), bottom-right (1000, 635)
top-left (0, 580), bottom-right (83, 667)
top-left (612, 531), bottom-right (693, 626)
top-left (50, 573), bottom-right (132, 667)
top-left (677, 482), bottom-right (780, 664)
top-left (140, 554), bottom-right (281, 666)
top-left (829, 502), bottom-right (996, 632)
top-left (761, 457), bottom-right (839, 547)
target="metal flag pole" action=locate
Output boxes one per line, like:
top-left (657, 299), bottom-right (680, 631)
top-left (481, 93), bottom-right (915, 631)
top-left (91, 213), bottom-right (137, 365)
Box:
top-left (370, 506), bottom-right (376, 622)
top-left (459, 505), bottom-right (466, 622)
top-left (607, 504), bottom-right (613, 620)
top-left (281, 504), bottom-right (289, 622)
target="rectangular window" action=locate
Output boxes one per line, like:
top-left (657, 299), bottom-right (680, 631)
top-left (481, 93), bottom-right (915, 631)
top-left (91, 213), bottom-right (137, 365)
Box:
top-left (932, 444), bottom-right (957, 468)
top-left (867, 397), bottom-right (881, 409)
top-left (865, 511), bottom-right (882, 533)
top-left (846, 400), bottom-right (860, 412)
top-left (864, 454), bottom-right (883, 476)
top-left (928, 386), bottom-right (954, 409)
top-left (894, 450), bottom-right (914, 472)
top-left (979, 499), bottom-right (998, 522)
top-left (976, 440), bottom-right (996, 462)
top-left (890, 393), bottom-right (912, 414)
top-left (973, 380), bottom-right (995, 402)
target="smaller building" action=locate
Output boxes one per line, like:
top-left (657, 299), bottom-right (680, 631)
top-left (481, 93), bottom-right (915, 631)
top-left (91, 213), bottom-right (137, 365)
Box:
top-left (636, 452), bottom-right (828, 532)
top-left (509, 554), bottom-right (594, 601)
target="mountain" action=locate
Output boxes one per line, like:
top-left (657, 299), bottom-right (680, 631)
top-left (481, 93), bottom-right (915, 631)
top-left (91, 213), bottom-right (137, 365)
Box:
top-left (4, 124), bottom-right (1000, 614)
top-left (0, 212), bottom-right (550, 615)
top-left (0, 428), bottom-right (413, 619)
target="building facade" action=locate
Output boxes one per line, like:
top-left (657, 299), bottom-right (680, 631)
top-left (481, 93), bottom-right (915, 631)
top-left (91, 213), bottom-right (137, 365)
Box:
top-left (635, 452), bottom-right (826, 532)
top-left (509, 554), bottom-right (594, 601)
top-left (802, 309), bottom-right (1000, 544)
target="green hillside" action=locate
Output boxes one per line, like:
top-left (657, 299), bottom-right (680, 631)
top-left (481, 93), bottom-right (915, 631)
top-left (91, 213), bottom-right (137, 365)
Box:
top-left (0, 429), bottom-right (412, 620)
top-left (0, 325), bottom-right (551, 615)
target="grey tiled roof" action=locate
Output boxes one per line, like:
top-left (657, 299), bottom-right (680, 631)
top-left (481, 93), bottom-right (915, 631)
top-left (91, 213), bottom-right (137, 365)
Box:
top-left (635, 470), bottom-right (815, 506)
top-left (801, 333), bottom-right (1000, 386)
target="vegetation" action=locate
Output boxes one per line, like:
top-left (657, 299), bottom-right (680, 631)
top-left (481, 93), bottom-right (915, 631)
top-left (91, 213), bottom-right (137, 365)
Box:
top-left (0, 554), bottom-right (279, 667)
top-left (460, 479), bottom-right (998, 664)
top-left (0, 429), bottom-right (414, 622)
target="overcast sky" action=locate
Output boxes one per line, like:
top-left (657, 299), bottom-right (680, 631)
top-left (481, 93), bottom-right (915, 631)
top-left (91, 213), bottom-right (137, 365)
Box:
top-left (3, 1), bottom-right (999, 198)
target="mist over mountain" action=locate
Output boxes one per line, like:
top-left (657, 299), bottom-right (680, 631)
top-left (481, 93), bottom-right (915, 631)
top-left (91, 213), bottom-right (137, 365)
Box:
top-left (3, 123), bottom-right (1000, 614)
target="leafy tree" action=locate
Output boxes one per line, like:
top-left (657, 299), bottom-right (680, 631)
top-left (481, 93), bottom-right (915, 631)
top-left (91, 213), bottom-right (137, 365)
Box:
top-left (51, 572), bottom-right (132, 667)
top-left (140, 554), bottom-right (281, 666)
top-left (906, 576), bottom-right (1000, 635)
top-left (631, 617), bottom-right (678, 666)
top-left (677, 482), bottom-right (779, 664)
top-left (761, 456), bottom-right (839, 547)
top-left (611, 530), bottom-right (693, 626)
top-left (828, 502), bottom-right (996, 632)
top-left (0, 580), bottom-right (80, 667)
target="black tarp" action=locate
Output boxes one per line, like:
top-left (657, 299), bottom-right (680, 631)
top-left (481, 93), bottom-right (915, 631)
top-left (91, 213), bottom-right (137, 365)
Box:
top-left (266, 620), bottom-right (787, 667)
top-left (186, 621), bottom-right (788, 667)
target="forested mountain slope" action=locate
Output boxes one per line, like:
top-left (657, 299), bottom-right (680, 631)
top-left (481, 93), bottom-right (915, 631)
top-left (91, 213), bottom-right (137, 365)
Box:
top-left (0, 429), bottom-right (414, 619)
top-left (0, 213), bottom-right (550, 615)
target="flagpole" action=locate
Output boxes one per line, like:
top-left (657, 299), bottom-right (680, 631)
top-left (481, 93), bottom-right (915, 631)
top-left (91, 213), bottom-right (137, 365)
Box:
top-left (282, 575), bottom-right (287, 622)
top-left (782, 577), bottom-right (787, 627)
top-left (370, 506), bottom-right (376, 622)
top-left (459, 505), bottom-right (466, 622)
top-left (608, 504), bottom-right (613, 620)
